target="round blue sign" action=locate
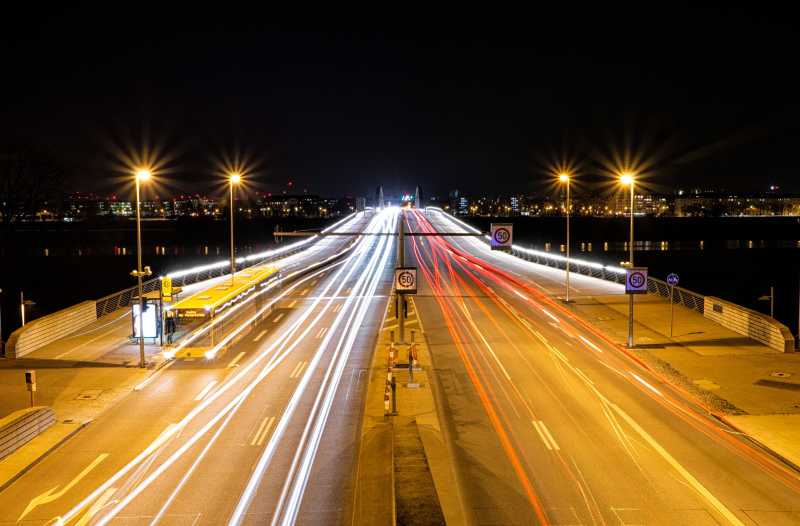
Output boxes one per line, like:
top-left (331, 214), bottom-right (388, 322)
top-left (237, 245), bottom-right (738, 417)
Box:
top-left (667, 273), bottom-right (679, 286)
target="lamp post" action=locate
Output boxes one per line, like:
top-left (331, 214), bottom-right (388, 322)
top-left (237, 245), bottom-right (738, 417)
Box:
top-left (620, 172), bottom-right (635, 348)
top-left (133, 169), bottom-right (152, 368)
top-left (229, 173), bottom-right (242, 284)
top-left (559, 173), bottom-right (571, 302)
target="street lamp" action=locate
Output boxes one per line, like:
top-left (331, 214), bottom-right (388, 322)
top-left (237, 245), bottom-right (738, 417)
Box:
top-left (132, 168), bottom-right (152, 368)
top-left (620, 172), bottom-right (635, 347)
top-left (558, 173), bottom-right (571, 302)
top-left (229, 173), bottom-right (242, 284)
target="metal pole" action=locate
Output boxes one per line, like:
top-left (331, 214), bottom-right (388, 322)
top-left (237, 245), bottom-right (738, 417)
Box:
top-left (565, 180), bottom-right (571, 302)
top-left (669, 285), bottom-right (675, 337)
top-left (0, 290), bottom-right (3, 355)
top-left (230, 180), bottom-right (236, 284)
top-left (20, 291), bottom-right (25, 327)
top-left (770, 286), bottom-right (774, 318)
top-left (627, 181), bottom-right (635, 348)
top-left (398, 212), bottom-right (405, 343)
top-left (136, 177), bottom-right (146, 368)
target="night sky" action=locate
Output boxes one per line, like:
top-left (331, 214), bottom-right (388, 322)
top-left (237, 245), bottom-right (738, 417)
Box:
top-left (3, 7), bottom-right (799, 198)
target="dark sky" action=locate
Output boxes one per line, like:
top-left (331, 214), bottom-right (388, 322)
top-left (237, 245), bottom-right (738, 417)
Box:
top-left (3, 7), bottom-right (800, 198)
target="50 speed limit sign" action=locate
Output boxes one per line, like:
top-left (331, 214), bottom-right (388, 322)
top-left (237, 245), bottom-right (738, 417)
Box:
top-left (395, 267), bottom-right (417, 294)
top-left (625, 267), bottom-right (648, 294)
top-left (490, 223), bottom-right (513, 251)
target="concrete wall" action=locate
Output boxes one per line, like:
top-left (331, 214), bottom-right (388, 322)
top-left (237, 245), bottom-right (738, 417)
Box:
top-left (6, 301), bottom-right (97, 359)
top-left (0, 407), bottom-right (56, 461)
top-left (704, 296), bottom-right (795, 353)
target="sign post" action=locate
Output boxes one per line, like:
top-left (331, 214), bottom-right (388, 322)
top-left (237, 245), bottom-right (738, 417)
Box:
top-left (667, 273), bottom-right (679, 337)
top-left (490, 223), bottom-right (513, 251)
top-left (25, 370), bottom-right (36, 407)
top-left (395, 267), bottom-right (417, 343)
top-left (625, 267), bottom-right (648, 347)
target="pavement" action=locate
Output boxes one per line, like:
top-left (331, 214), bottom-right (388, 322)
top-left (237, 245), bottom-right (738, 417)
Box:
top-left (406, 208), bottom-right (800, 525)
top-left (0, 208), bottom-right (394, 525)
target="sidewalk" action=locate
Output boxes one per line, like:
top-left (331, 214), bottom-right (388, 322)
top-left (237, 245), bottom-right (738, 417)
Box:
top-left (564, 288), bottom-right (800, 468)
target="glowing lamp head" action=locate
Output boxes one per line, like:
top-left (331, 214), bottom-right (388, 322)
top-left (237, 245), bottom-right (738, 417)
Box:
top-left (229, 173), bottom-right (242, 184)
top-left (620, 173), bottom-right (634, 185)
top-left (558, 173), bottom-right (570, 183)
top-left (136, 169), bottom-right (152, 182)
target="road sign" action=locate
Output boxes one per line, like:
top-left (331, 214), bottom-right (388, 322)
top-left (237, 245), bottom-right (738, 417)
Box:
top-left (395, 267), bottom-right (417, 294)
top-left (490, 223), bottom-right (513, 251)
top-left (667, 273), bottom-right (679, 287)
top-left (625, 267), bottom-right (648, 294)
top-left (161, 277), bottom-right (173, 299)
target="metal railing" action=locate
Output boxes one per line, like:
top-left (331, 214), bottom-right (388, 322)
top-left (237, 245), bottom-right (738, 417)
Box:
top-left (429, 207), bottom-right (707, 315)
top-left (95, 244), bottom-right (309, 318)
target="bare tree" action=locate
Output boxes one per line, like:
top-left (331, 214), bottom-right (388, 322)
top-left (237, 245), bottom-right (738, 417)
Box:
top-left (0, 142), bottom-right (67, 224)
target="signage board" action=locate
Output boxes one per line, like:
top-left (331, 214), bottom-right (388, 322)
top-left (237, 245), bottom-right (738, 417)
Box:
top-left (490, 223), bottom-right (513, 251)
top-left (625, 267), bottom-right (648, 294)
top-left (395, 267), bottom-right (417, 295)
top-left (132, 301), bottom-right (159, 338)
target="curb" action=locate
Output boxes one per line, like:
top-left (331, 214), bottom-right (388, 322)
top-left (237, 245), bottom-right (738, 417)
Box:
top-left (712, 414), bottom-right (800, 475)
top-left (0, 421), bottom-right (89, 494)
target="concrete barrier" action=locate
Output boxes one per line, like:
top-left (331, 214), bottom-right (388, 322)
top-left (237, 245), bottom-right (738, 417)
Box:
top-left (0, 407), bottom-right (56, 461)
top-left (704, 297), bottom-right (795, 353)
top-left (6, 301), bottom-right (97, 359)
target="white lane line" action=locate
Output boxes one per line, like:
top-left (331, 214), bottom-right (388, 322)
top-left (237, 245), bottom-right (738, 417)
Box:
top-left (253, 329), bottom-right (268, 342)
top-left (578, 335), bottom-right (604, 353)
top-left (611, 403), bottom-right (746, 526)
top-left (531, 421), bottom-right (554, 450)
top-left (300, 289), bottom-right (309, 296)
top-left (273, 313), bottom-right (285, 323)
top-left (134, 360), bottom-right (175, 391)
top-left (315, 327), bottom-right (328, 339)
top-left (539, 421), bottom-right (560, 450)
top-left (227, 352), bottom-right (246, 368)
top-left (540, 307), bottom-right (560, 323)
top-left (253, 416), bottom-right (276, 446)
top-left (290, 361), bottom-right (308, 379)
top-left (74, 486), bottom-right (117, 526)
top-left (333, 303), bottom-right (343, 313)
top-left (288, 300), bottom-right (298, 308)
top-left (631, 373), bottom-right (663, 397)
top-left (194, 380), bottom-right (218, 402)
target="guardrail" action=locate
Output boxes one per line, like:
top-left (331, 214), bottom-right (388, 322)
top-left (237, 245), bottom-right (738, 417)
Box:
top-left (6, 302), bottom-right (97, 359)
top-left (0, 407), bottom-right (56, 461)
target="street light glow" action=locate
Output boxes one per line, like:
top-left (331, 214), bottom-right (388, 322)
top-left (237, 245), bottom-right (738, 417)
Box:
top-left (230, 173), bottom-right (242, 184)
top-left (136, 169), bottom-right (152, 181)
top-left (620, 173), bottom-right (634, 185)
top-left (558, 173), bottom-right (570, 182)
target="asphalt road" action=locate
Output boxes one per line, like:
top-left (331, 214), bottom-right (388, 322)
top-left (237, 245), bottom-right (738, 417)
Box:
top-left (406, 208), bottom-right (800, 526)
top-left (0, 208), bottom-right (397, 525)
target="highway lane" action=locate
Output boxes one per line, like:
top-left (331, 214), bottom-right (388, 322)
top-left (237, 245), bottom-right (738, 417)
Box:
top-left (0, 208), bottom-right (396, 525)
top-left (406, 208), bottom-right (800, 526)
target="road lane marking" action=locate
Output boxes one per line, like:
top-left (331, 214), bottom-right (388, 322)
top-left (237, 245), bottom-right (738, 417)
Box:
top-left (540, 307), bottom-right (560, 323)
top-left (288, 300), bottom-right (298, 308)
top-left (532, 421), bottom-right (560, 451)
top-left (134, 360), bottom-right (175, 391)
top-left (315, 327), bottom-right (328, 339)
top-left (273, 313), bottom-right (285, 323)
top-left (74, 486), bottom-right (117, 526)
top-left (252, 416), bottom-right (276, 446)
top-left (611, 403), bottom-right (745, 526)
top-left (578, 335), bottom-right (604, 353)
top-left (631, 373), bottom-right (663, 397)
top-left (333, 303), bottom-right (343, 313)
top-left (253, 329), bottom-right (268, 342)
top-left (194, 380), bottom-right (218, 401)
top-left (19, 453), bottom-right (110, 521)
top-left (289, 361), bottom-right (308, 379)
top-left (227, 352), bottom-right (246, 368)
top-left (300, 288), bottom-right (309, 296)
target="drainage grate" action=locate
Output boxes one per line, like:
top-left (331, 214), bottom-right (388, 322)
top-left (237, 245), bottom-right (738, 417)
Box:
top-left (75, 389), bottom-right (103, 400)
top-left (771, 371), bottom-right (793, 378)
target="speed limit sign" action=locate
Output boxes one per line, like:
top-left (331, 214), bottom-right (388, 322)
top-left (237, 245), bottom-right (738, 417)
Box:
top-left (395, 267), bottom-right (417, 294)
top-left (625, 267), bottom-right (648, 294)
top-left (490, 223), bottom-right (513, 251)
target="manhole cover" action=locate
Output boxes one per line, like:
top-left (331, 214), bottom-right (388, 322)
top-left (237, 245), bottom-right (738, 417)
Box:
top-left (771, 371), bottom-right (792, 378)
top-left (75, 389), bottom-right (103, 400)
